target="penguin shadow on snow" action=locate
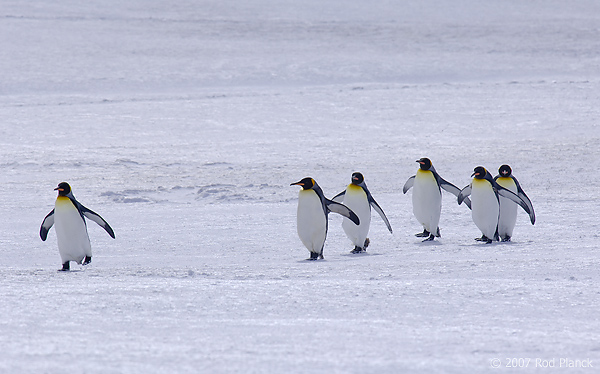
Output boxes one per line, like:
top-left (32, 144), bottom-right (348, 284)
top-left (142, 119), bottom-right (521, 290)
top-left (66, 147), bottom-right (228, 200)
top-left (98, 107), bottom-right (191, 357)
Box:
top-left (417, 239), bottom-right (443, 247)
top-left (339, 251), bottom-right (384, 258)
top-left (458, 239), bottom-right (525, 248)
top-left (295, 251), bottom-right (384, 263)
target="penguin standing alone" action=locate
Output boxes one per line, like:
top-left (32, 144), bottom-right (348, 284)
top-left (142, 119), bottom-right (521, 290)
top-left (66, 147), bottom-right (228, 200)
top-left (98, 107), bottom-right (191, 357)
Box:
top-left (403, 158), bottom-right (470, 241)
top-left (291, 177), bottom-right (359, 260)
top-left (494, 164), bottom-right (535, 242)
top-left (458, 167), bottom-right (534, 243)
top-left (332, 172), bottom-right (392, 253)
top-left (40, 182), bottom-right (115, 271)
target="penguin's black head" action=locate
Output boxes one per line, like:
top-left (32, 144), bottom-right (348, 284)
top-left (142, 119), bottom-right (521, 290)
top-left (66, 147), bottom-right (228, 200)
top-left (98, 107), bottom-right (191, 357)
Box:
top-left (416, 158), bottom-right (432, 170)
top-left (471, 166), bottom-right (487, 179)
top-left (291, 177), bottom-right (315, 190)
top-left (54, 182), bottom-right (71, 196)
top-left (351, 172), bottom-right (364, 185)
top-left (499, 164), bottom-right (512, 177)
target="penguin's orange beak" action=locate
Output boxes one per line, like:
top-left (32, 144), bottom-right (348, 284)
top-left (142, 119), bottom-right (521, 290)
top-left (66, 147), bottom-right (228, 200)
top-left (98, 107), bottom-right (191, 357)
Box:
top-left (290, 181), bottom-right (304, 187)
top-left (54, 187), bottom-right (64, 191)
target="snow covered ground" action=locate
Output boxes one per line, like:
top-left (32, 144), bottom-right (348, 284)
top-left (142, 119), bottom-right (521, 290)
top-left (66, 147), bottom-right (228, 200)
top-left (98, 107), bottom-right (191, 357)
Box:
top-left (1, 0), bottom-right (600, 372)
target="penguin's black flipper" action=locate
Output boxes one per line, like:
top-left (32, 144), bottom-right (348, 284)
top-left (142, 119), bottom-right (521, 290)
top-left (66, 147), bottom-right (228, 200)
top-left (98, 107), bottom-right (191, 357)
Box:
top-left (331, 190), bottom-right (345, 203)
top-left (325, 199), bottom-right (360, 226)
top-left (40, 209), bottom-right (55, 241)
top-left (457, 185), bottom-right (472, 206)
top-left (368, 197), bottom-right (393, 233)
top-left (438, 176), bottom-right (472, 210)
top-left (402, 176), bottom-right (415, 194)
top-left (459, 196), bottom-right (472, 209)
top-left (494, 185), bottom-right (535, 225)
top-left (512, 176), bottom-right (535, 224)
top-left (80, 206), bottom-right (116, 238)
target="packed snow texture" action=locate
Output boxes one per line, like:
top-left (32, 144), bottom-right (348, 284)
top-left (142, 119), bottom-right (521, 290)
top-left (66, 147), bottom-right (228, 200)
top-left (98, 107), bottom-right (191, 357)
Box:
top-left (1, 0), bottom-right (600, 373)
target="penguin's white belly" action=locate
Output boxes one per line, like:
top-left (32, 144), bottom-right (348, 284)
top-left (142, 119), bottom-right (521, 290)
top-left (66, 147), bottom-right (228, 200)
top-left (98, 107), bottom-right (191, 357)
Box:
top-left (496, 178), bottom-right (518, 238)
top-left (341, 185), bottom-right (371, 247)
top-left (412, 170), bottom-right (442, 233)
top-left (470, 180), bottom-right (499, 239)
top-left (296, 190), bottom-right (327, 253)
top-left (54, 197), bottom-right (91, 264)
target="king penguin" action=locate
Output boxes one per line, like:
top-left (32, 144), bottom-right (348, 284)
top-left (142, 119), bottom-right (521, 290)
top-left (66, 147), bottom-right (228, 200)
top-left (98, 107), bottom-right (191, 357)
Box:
top-left (494, 164), bottom-right (535, 242)
top-left (403, 158), bottom-right (471, 241)
top-left (332, 172), bottom-right (392, 253)
top-left (291, 177), bottom-right (360, 260)
top-left (40, 182), bottom-right (115, 271)
top-left (458, 167), bottom-right (534, 243)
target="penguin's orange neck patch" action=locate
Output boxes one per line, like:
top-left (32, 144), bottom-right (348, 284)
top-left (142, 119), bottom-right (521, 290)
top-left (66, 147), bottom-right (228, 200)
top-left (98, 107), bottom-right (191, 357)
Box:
top-left (496, 177), bottom-right (516, 189)
top-left (472, 178), bottom-right (488, 187)
top-left (56, 196), bottom-right (72, 206)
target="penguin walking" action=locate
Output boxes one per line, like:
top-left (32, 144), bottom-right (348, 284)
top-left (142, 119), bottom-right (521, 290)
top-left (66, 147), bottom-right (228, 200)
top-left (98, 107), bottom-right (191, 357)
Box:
top-left (458, 167), bottom-right (534, 243)
top-left (291, 177), bottom-right (359, 260)
top-left (40, 182), bottom-right (115, 271)
top-left (494, 164), bottom-right (535, 242)
top-left (403, 158), bottom-right (471, 241)
top-left (332, 172), bottom-right (392, 253)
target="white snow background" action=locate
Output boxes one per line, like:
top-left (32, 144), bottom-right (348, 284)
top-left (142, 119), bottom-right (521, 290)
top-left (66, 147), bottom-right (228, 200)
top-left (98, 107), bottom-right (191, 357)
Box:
top-left (1, 0), bottom-right (600, 373)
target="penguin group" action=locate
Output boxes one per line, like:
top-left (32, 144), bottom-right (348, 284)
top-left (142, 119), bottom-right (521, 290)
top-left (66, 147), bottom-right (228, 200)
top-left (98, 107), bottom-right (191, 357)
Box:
top-left (458, 165), bottom-right (535, 243)
top-left (291, 160), bottom-right (535, 260)
top-left (291, 174), bottom-right (394, 260)
top-left (39, 160), bottom-right (534, 268)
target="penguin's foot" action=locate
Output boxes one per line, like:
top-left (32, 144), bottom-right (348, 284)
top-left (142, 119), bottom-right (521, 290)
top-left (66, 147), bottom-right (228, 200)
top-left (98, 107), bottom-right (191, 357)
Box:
top-left (476, 235), bottom-right (494, 244)
top-left (422, 234), bottom-right (435, 242)
top-left (363, 238), bottom-right (370, 249)
top-left (501, 236), bottom-right (511, 242)
top-left (415, 229), bottom-right (430, 238)
top-left (83, 256), bottom-right (92, 265)
top-left (59, 262), bottom-right (70, 271)
top-left (308, 252), bottom-right (321, 260)
top-left (435, 227), bottom-right (441, 237)
top-left (351, 246), bottom-right (366, 254)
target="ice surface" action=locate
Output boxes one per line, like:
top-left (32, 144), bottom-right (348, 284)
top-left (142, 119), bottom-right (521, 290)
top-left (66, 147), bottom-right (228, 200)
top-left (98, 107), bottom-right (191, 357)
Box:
top-left (1, 0), bottom-right (600, 373)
